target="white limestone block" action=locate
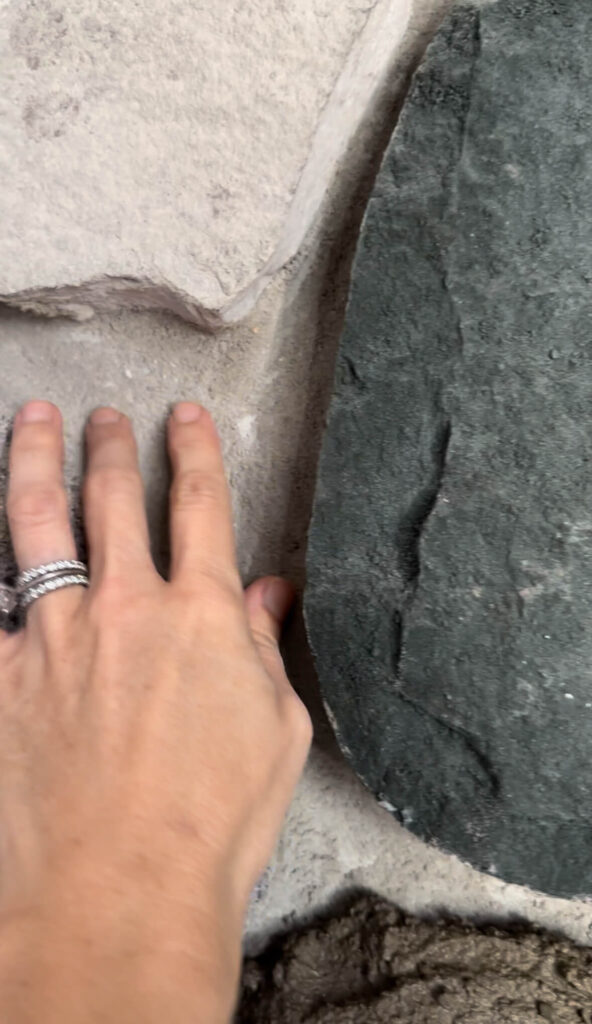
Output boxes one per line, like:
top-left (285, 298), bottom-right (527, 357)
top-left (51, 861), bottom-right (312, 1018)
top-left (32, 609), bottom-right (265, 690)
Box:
top-left (0, 0), bottom-right (410, 326)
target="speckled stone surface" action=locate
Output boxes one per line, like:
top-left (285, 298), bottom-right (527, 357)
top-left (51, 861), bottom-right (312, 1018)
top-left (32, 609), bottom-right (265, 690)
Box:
top-left (305, 0), bottom-right (592, 898)
top-left (0, 0), bottom-right (409, 325)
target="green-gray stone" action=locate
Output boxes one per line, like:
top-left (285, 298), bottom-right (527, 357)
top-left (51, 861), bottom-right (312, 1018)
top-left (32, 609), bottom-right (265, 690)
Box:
top-left (304, 0), bottom-right (592, 897)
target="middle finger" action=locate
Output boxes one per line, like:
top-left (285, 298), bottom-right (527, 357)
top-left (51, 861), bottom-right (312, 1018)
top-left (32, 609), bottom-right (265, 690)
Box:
top-left (83, 408), bottom-right (152, 577)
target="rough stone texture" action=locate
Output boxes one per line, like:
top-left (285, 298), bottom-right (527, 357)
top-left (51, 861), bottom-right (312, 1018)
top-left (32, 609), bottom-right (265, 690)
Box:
top-left (0, 0), bottom-right (410, 326)
top-left (305, 0), bottom-right (592, 899)
top-left (239, 893), bottom-right (592, 1023)
top-left (2, 0), bottom-right (592, 967)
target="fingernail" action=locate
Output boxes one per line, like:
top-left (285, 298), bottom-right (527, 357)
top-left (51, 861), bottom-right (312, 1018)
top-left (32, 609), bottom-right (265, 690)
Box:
top-left (173, 402), bottom-right (202, 424)
top-left (18, 400), bottom-right (55, 424)
top-left (90, 407), bottom-right (121, 425)
top-left (264, 579), bottom-right (296, 622)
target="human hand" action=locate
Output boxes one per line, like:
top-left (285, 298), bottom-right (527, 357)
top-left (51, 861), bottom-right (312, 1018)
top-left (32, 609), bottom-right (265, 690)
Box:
top-left (0, 400), bottom-right (312, 1023)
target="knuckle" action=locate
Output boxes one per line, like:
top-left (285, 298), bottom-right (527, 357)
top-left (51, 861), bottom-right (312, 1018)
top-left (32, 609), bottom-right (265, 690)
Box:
top-left (172, 469), bottom-right (224, 511)
top-left (7, 483), bottom-right (67, 529)
top-left (87, 581), bottom-right (124, 623)
top-left (85, 467), bottom-right (141, 504)
top-left (88, 574), bottom-right (144, 624)
top-left (251, 626), bottom-right (280, 655)
top-left (284, 693), bottom-right (313, 747)
top-left (173, 576), bottom-right (243, 624)
top-left (90, 564), bottom-right (160, 603)
top-left (195, 563), bottom-right (244, 603)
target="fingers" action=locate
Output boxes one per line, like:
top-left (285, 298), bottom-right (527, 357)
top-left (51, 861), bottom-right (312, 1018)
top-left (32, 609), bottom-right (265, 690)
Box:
top-left (7, 401), bottom-right (82, 624)
top-left (8, 403), bottom-right (76, 568)
top-left (167, 403), bottom-right (241, 591)
top-left (244, 576), bottom-right (295, 687)
top-left (84, 408), bottom-right (152, 577)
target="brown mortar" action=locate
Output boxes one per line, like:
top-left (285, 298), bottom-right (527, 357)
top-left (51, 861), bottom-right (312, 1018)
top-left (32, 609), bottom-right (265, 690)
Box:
top-left (239, 893), bottom-right (592, 1023)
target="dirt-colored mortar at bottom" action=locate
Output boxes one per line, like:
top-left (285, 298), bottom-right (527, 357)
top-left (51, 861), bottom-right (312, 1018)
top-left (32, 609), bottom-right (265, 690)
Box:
top-left (238, 893), bottom-right (592, 1023)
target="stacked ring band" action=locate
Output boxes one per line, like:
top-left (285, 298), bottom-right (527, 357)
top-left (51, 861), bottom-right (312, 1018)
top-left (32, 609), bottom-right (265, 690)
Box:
top-left (16, 560), bottom-right (88, 588)
top-left (17, 560), bottom-right (90, 610)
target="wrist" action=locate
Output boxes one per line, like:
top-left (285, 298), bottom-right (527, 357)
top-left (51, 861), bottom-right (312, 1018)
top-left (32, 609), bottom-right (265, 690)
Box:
top-left (0, 859), bottom-right (246, 1024)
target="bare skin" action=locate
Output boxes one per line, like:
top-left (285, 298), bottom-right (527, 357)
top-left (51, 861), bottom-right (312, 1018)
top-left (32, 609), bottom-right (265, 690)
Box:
top-left (0, 399), bottom-right (312, 1023)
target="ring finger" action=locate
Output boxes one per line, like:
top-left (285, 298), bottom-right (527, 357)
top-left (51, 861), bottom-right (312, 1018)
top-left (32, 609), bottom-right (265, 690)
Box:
top-left (7, 401), bottom-right (82, 627)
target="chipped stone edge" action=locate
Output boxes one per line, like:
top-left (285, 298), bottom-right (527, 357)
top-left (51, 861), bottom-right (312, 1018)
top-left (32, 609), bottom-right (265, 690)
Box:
top-left (0, 0), bottom-right (412, 330)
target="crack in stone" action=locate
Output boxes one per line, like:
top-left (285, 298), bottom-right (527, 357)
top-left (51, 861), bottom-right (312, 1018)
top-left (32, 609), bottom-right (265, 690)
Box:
top-left (454, 6), bottom-right (481, 186)
top-left (390, 409), bottom-right (451, 685)
top-left (396, 412), bottom-right (452, 601)
top-left (388, 10), bottom-right (481, 697)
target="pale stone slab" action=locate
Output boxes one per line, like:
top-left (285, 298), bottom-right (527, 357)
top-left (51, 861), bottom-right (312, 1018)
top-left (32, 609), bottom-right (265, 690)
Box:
top-left (0, 0), bottom-right (410, 326)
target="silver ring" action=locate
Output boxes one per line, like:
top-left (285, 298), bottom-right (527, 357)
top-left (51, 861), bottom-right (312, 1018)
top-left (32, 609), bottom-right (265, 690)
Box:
top-left (17, 560), bottom-right (90, 611)
top-left (17, 560), bottom-right (88, 589)
top-left (0, 583), bottom-right (18, 620)
top-left (19, 574), bottom-right (89, 609)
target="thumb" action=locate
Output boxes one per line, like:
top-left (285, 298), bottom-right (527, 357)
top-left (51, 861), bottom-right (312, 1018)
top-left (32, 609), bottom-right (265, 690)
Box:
top-left (244, 576), bottom-right (295, 684)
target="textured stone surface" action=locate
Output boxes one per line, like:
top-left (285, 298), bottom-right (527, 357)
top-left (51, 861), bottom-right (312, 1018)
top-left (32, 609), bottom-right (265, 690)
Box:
top-left (240, 893), bottom-right (592, 1023)
top-left (3, 0), bottom-right (592, 956)
top-left (305, 0), bottom-right (592, 898)
top-left (0, 0), bottom-right (409, 326)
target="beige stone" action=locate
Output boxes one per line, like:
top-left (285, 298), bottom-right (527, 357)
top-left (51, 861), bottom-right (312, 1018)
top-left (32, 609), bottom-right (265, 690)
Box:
top-left (0, 0), bottom-right (410, 326)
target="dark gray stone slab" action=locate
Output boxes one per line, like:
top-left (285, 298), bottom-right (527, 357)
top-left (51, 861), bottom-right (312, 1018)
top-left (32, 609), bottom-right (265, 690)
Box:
top-left (304, 0), bottom-right (592, 898)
